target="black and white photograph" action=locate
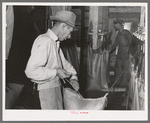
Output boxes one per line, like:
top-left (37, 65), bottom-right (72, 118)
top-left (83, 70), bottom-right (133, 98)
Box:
top-left (3, 2), bottom-right (148, 121)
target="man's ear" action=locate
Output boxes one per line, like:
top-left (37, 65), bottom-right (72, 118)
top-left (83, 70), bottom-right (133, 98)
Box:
top-left (62, 23), bottom-right (67, 29)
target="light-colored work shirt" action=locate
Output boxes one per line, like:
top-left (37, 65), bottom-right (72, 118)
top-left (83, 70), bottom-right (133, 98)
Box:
top-left (25, 29), bottom-right (78, 90)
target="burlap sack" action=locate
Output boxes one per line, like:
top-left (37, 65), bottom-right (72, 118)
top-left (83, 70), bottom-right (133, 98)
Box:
top-left (85, 45), bottom-right (109, 91)
top-left (63, 88), bottom-right (107, 110)
top-left (6, 83), bottom-right (24, 109)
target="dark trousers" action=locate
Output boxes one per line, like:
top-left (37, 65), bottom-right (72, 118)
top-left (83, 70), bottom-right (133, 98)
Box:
top-left (114, 57), bottom-right (130, 88)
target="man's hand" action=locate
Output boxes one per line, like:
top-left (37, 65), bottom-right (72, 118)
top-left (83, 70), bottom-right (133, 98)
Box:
top-left (129, 54), bottom-right (133, 62)
top-left (70, 79), bottom-right (80, 91)
top-left (56, 68), bottom-right (71, 79)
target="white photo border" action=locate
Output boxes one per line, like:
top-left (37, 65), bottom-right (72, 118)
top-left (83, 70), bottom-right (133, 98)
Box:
top-left (2, 2), bottom-right (148, 121)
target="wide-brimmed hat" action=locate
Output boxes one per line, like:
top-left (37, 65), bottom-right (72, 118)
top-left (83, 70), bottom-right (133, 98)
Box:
top-left (50, 11), bottom-right (77, 30)
top-left (114, 18), bottom-right (124, 25)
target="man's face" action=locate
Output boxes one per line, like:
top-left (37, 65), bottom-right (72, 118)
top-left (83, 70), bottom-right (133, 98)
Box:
top-left (114, 23), bottom-right (121, 31)
top-left (58, 24), bottom-right (73, 41)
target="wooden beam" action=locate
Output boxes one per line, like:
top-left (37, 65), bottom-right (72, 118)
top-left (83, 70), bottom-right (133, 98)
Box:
top-left (109, 18), bottom-right (140, 23)
top-left (89, 6), bottom-right (99, 49)
top-left (109, 12), bottom-right (140, 18)
top-left (140, 6), bottom-right (145, 27)
top-left (89, 6), bottom-right (108, 49)
top-left (51, 6), bottom-right (72, 16)
top-left (102, 7), bottom-right (109, 31)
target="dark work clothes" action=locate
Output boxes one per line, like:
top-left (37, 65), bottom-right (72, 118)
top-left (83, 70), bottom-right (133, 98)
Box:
top-left (114, 57), bottom-right (130, 87)
top-left (111, 29), bottom-right (132, 60)
top-left (111, 29), bottom-right (132, 87)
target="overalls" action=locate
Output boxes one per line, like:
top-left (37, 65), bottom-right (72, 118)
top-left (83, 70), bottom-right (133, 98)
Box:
top-left (115, 30), bottom-right (131, 87)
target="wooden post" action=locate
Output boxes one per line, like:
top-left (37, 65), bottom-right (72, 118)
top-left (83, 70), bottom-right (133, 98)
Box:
top-left (102, 6), bottom-right (109, 31)
top-left (89, 6), bottom-right (108, 49)
top-left (89, 6), bottom-right (99, 49)
top-left (45, 7), bottom-right (52, 31)
top-left (79, 6), bottom-right (85, 91)
top-left (140, 6), bottom-right (145, 27)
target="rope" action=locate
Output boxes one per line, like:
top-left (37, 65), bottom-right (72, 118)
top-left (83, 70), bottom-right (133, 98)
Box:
top-left (62, 79), bottom-right (82, 97)
top-left (107, 50), bottom-right (139, 95)
top-left (57, 43), bottom-right (83, 98)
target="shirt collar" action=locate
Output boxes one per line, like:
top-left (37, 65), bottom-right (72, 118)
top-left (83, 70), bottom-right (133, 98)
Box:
top-left (47, 29), bottom-right (58, 42)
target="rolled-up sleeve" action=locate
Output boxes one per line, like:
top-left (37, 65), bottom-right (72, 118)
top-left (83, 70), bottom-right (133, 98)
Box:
top-left (25, 37), bottom-right (57, 83)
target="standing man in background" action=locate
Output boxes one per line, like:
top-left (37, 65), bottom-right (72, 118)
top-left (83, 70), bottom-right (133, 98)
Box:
top-left (25, 11), bottom-right (79, 109)
top-left (109, 19), bottom-right (132, 105)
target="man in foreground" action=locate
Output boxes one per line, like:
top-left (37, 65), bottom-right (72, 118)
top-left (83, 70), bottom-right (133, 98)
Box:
top-left (25, 11), bottom-right (79, 109)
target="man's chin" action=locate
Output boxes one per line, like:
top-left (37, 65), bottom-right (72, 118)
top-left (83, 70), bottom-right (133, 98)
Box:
top-left (61, 39), bottom-right (67, 41)
top-left (59, 39), bottom-right (63, 41)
